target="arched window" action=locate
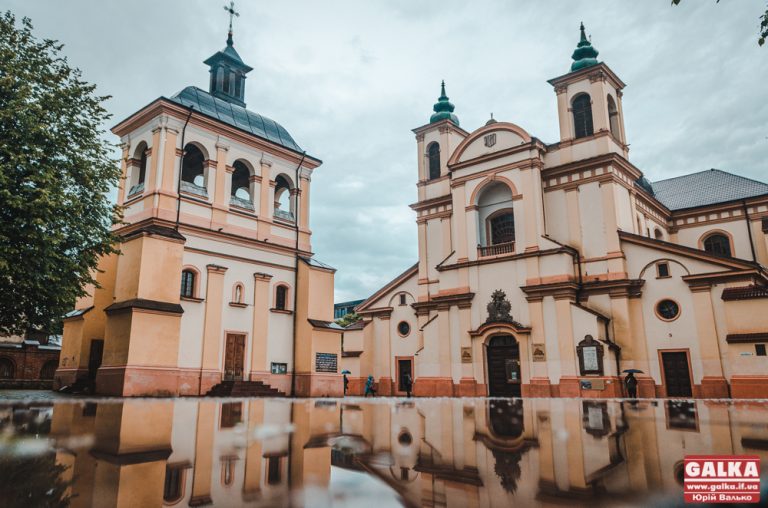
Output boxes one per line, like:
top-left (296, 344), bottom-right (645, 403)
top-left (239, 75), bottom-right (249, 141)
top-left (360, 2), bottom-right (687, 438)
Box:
top-left (181, 270), bottom-right (196, 298)
top-left (128, 142), bottom-right (148, 197)
top-left (274, 175), bottom-right (295, 222)
top-left (427, 142), bottom-right (441, 180)
top-left (477, 181), bottom-right (515, 255)
top-left (230, 161), bottom-right (253, 209)
top-left (275, 285), bottom-right (288, 310)
top-left (703, 233), bottom-right (732, 257)
top-left (654, 228), bottom-right (664, 240)
top-left (40, 360), bottom-right (57, 380)
top-left (181, 144), bottom-right (206, 191)
top-left (572, 94), bottom-right (594, 139)
top-left (0, 358), bottom-right (14, 379)
top-left (163, 465), bottom-right (184, 504)
top-left (607, 95), bottom-right (620, 139)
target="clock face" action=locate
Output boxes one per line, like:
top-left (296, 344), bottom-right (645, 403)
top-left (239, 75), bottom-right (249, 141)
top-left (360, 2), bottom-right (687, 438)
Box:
top-left (657, 299), bottom-right (680, 320)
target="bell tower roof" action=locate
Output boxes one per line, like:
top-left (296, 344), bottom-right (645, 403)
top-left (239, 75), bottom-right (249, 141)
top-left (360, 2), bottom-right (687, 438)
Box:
top-left (570, 22), bottom-right (600, 72)
top-left (429, 80), bottom-right (460, 126)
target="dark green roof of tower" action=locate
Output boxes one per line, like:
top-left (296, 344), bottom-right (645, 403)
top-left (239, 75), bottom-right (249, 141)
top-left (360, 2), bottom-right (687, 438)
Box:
top-left (429, 81), bottom-right (460, 126)
top-left (570, 22), bottom-right (600, 72)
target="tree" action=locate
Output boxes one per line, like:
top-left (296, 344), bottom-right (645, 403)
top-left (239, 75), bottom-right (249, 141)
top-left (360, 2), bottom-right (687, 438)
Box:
top-left (0, 12), bottom-right (121, 336)
top-left (672, 0), bottom-right (768, 46)
top-left (335, 312), bottom-right (362, 328)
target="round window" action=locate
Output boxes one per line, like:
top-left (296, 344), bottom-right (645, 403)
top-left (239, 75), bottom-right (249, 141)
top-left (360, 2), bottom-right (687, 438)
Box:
top-left (656, 299), bottom-right (680, 321)
top-left (397, 321), bottom-right (411, 337)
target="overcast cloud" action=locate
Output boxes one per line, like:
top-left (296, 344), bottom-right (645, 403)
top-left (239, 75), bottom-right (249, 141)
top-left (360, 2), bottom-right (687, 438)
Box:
top-left (5, 0), bottom-right (767, 302)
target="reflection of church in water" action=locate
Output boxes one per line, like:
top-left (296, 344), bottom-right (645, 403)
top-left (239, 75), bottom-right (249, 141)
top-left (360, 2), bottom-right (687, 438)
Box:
top-left (46, 398), bottom-right (768, 506)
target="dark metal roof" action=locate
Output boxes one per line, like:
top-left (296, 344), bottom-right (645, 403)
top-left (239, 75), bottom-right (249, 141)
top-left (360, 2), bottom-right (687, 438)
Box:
top-left (169, 86), bottom-right (303, 153)
top-left (651, 169), bottom-right (768, 211)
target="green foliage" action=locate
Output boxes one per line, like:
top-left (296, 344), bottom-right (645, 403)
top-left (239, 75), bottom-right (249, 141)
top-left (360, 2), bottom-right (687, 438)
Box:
top-left (0, 12), bottom-right (121, 335)
top-left (672, 0), bottom-right (768, 46)
top-left (335, 312), bottom-right (362, 327)
top-left (0, 453), bottom-right (70, 507)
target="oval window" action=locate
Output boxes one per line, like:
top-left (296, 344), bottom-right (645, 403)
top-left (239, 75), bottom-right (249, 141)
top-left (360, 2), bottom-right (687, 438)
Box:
top-left (397, 321), bottom-right (411, 337)
top-left (656, 299), bottom-right (680, 321)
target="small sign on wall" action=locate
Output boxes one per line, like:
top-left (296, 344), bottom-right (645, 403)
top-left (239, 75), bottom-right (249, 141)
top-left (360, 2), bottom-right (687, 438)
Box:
top-left (461, 347), bottom-right (472, 363)
top-left (532, 343), bottom-right (546, 362)
top-left (315, 353), bottom-right (338, 373)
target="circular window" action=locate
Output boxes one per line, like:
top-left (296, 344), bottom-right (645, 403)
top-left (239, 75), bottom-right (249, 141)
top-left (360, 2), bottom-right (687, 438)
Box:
top-left (397, 430), bottom-right (413, 446)
top-left (397, 321), bottom-right (411, 337)
top-left (656, 299), bottom-right (680, 321)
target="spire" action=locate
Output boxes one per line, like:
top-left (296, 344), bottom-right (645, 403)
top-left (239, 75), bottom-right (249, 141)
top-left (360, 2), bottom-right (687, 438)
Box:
top-left (430, 80), bottom-right (460, 126)
top-left (224, 1), bottom-right (239, 47)
top-left (485, 112), bottom-right (497, 126)
top-left (570, 22), bottom-right (600, 72)
top-left (204, 1), bottom-right (252, 107)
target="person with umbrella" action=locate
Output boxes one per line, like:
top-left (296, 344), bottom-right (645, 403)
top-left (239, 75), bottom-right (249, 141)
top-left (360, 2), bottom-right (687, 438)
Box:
top-left (341, 369), bottom-right (351, 395)
top-left (404, 372), bottom-right (413, 398)
top-left (623, 369), bottom-right (642, 398)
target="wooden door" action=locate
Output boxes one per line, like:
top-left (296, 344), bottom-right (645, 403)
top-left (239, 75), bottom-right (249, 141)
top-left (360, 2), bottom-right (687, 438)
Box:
top-left (661, 351), bottom-right (692, 398)
top-left (487, 335), bottom-right (522, 397)
top-left (88, 340), bottom-right (104, 381)
top-left (224, 334), bottom-right (245, 381)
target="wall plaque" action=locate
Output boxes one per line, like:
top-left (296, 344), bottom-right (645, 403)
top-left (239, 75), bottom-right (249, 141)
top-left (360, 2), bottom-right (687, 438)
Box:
top-left (532, 343), bottom-right (546, 362)
top-left (315, 353), bottom-right (338, 373)
top-left (461, 347), bottom-right (472, 363)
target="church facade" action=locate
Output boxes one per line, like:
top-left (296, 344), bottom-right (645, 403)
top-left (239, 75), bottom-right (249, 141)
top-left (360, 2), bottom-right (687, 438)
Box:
top-left (55, 26), bottom-right (343, 396)
top-left (343, 25), bottom-right (768, 399)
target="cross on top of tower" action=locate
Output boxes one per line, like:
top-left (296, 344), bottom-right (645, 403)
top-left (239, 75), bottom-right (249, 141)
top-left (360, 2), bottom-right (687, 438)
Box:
top-left (224, 1), bottom-right (240, 46)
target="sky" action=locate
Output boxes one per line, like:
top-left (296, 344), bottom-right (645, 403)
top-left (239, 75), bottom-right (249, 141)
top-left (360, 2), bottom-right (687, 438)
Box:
top-left (5, 0), bottom-right (767, 302)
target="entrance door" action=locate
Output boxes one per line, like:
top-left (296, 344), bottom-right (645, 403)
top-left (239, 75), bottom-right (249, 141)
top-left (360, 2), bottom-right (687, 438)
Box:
top-left (661, 351), bottom-right (693, 398)
top-left (397, 358), bottom-right (413, 393)
top-left (487, 335), bottom-right (522, 397)
top-left (224, 334), bottom-right (246, 381)
top-left (88, 339), bottom-right (104, 381)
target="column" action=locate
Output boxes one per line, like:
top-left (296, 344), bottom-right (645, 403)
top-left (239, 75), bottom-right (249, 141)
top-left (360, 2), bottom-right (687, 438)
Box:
top-left (189, 401), bottom-right (216, 506)
top-left (626, 295), bottom-right (654, 397)
top-left (452, 184), bottom-right (468, 262)
top-left (589, 77), bottom-right (609, 133)
top-left (555, 296), bottom-right (579, 396)
top-left (249, 273), bottom-right (272, 380)
top-left (211, 140), bottom-right (229, 228)
top-left (257, 158), bottom-right (273, 241)
top-left (146, 126), bottom-right (163, 194)
top-left (160, 127), bottom-right (180, 194)
top-left (565, 188), bottom-right (582, 249)
top-left (117, 144), bottom-right (130, 205)
top-left (200, 264), bottom-right (227, 394)
top-left (527, 298), bottom-right (552, 396)
top-left (690, 286), bottom-right (728, 397)
top-left (555, 86), bottom-right (571, 141)
top-left (298, 170), bottom-right (311, 251)
top-left (242, 400), bottom-right (265, 500)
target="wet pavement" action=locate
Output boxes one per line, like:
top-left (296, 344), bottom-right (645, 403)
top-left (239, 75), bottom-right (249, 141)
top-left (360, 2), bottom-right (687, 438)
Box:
top-left (0, 394), bottom-right (766, 507)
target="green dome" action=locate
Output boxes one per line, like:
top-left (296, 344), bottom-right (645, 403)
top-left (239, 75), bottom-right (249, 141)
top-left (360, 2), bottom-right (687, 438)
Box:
top-left (430, 81), bottom-right (460, 126)
top-left (570, 22), bottom-right (599, 71)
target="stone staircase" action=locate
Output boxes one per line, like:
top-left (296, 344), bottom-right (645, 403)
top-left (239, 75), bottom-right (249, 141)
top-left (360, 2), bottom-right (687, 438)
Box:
top-left (205, 380), bottom-right (285, 397)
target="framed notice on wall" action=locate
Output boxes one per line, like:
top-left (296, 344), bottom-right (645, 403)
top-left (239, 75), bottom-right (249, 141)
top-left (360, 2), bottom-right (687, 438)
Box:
top-left (315, 353), bottom-right (338, 373)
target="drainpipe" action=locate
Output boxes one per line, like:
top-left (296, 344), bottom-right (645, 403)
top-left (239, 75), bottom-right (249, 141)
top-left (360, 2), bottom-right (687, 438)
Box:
top-left (174, 106), bottom-right (195, 232)
top-left (742, 200), bottom-right (757, 263)
top-left (290, 151), bottom-right (307, 397)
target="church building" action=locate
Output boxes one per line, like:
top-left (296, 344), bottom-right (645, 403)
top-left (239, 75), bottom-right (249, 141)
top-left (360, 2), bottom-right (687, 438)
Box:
top-left (343, 24), bottom-right (768, 399)
top-left (55, 15), bottom-right (343, 396)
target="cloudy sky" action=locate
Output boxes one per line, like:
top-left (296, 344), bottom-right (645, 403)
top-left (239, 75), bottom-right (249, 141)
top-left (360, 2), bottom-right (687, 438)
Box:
top-left (6, 1), bottom-right (767, 302)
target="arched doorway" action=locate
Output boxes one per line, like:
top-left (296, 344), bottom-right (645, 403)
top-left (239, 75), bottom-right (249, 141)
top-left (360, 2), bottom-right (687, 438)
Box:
top-left (487, 335), bottom-right (521, 397)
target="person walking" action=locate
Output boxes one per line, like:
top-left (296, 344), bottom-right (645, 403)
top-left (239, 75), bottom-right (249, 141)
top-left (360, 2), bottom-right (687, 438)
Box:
top-left (364, 375), bottom-right (376, 397)
top-left (625, 372), bottom-right (638, 398)
top-left (404, 373), bottom-right (413, 398)
top-left (343, 373), bottom-right (349, 395)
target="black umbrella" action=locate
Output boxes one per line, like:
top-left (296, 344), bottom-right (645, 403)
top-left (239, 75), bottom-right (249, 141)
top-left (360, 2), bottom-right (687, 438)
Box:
top-left (622, 369), bottom-right (644, 374)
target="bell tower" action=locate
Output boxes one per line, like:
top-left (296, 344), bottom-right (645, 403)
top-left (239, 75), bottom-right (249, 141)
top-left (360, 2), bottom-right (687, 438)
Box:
top-left (548, 23), bottom-right (628, 159)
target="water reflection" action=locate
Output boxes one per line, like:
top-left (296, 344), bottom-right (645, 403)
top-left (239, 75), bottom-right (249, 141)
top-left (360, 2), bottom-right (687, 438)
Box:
top-left (0, 398), bottom-right (766, 507)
